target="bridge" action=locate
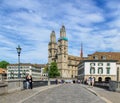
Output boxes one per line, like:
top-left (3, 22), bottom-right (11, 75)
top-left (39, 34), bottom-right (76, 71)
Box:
top-left (0, 80), bottom-right (120, 103)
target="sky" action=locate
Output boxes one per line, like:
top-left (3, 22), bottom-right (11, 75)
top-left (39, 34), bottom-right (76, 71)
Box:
top-left (0, 0), bottom-right (120, 64)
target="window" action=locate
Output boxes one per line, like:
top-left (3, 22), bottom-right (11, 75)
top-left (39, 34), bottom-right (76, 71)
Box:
top-left (90, 63), bottom-right (95, 66)
top-left (107, 63), bottom-right (110, 66)
top-left (93, 56), bottom-right (98, 60)
top-left (90, 67), bottom-right (95, 74)
top-left (69, 61), bottom-right (71, 64)
top-left (8, 67), bottom-right (11, 69)
top-left (106, 67), bottom-right (110, 74)
top-left (101, 56), bottom-right (106, 60)
top-left (98, 63), bottom-right (103, 66)
top-left (76, 61), bottom-right (77, 64)
top-left (98, 67), bottom-right (103, 74)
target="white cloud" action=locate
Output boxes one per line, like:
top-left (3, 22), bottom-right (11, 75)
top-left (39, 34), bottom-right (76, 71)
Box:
top-left (0, 0), bottom-right (120, 63)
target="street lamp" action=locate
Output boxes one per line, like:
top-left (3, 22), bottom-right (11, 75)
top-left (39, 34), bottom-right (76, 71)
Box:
top-left (48, 63), bottom-right (50, 86)
top-left (16, 45), bottom-right (22, 79)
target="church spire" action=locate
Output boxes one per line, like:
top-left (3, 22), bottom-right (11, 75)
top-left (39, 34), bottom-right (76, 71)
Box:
top-left (50, 30), bottom-right (56, 43)
top-left (60, 25), bottom-right (66, 37)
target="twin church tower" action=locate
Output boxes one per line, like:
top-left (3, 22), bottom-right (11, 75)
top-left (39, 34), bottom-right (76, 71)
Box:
top-left (48, 25), bottom-right (83, 78)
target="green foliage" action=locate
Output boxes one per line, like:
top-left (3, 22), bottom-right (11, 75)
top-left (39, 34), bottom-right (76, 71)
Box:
top-left (0, 61), bottom-right (9, 69)
top-left (43, 65), bottom-right (48, 73)
top-left (48, 62), bottom-right (60, 78)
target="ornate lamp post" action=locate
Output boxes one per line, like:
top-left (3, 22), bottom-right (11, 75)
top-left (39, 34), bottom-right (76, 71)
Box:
top-left (16, 45), bottom-right (22, 79)
top-left (48, 63), bottom-right (50, 86)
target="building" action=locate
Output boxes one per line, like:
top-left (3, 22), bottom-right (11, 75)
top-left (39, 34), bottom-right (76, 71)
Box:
top-left (116, 63), bottom-right (120, 82)
top-left (7, 63), bottom-right (45, 79)
top-left (0, 68), bottom-right (7, 81)
top-left (78, 52), bottom-right (120, 82)
top-left (48, 25), bottom-right (83, 78)
top-left (78, 60), bottom-right (117, 82)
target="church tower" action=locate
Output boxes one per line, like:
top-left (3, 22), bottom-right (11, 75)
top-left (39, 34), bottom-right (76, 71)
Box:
top-left (48, 31), bottom-right (57, 63)
top-left (57, 25), bottom-right (69, 78)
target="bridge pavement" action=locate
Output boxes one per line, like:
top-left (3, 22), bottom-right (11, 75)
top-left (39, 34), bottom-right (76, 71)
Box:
top-left (22, 84), bottom-right (105, 103)
top-left (81, 84), bottom-right (120, 103)
top-left (0, 85), bottom-right (59, 103)
top-left (1, 84), bottom-right (117, 103)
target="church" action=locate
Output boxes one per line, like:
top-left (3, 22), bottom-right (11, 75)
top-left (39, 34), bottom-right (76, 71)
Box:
top-left (48, 25), bottom-right (83, 79)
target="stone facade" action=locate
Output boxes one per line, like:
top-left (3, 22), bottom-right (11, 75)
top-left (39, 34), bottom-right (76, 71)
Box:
top-left (48, 25), bottom-right (82, 78)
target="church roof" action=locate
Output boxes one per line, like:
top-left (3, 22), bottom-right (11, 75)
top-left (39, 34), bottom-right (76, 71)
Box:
top-left (50, 30), bottom-right (55, 36)
top-left (68, 55), bottom-right (81, 61)
top-left (58, 37), bottom-right (68, 41)
top-left (0, 68), bottom-right (6, 74)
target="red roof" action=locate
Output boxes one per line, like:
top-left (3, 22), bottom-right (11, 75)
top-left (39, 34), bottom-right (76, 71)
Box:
top-left (0, 68), bottom-right (6, 74)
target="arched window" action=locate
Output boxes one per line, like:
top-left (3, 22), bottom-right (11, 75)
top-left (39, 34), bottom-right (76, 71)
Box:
top-left (98, 67), bottom-right (103, 74)
top-left (98, 63), bottom-right (103, 66)
top-left (90, 67), bottom-right (95, 74)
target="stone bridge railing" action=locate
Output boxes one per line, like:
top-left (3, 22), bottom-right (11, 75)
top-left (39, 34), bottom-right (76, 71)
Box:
top-left (0, 79), bottom-right (56, 95)
top-left (109, 81), bottom-right (120, 92)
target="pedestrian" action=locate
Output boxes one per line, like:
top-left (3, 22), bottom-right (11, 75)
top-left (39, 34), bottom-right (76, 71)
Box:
top-left (78, 80), bottom-right (80, 84)
top-left (29, 75), bottom-right (33, 89)
top-left (55, 79), bottom-right (58, 84)
top-left (26, 74), bottom-right (29, 89)
top-left (61, 79), bottom-right (64, 84)
top-left (87, 77), bottom-right (91, 87)
top-left (91, 77), bottom-right (95, 87)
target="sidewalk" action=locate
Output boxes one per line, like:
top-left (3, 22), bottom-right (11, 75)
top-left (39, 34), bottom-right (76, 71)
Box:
top-left (0, 85), bottom-right (60, 103)
top-left (81, 84), bottom-right (120, 103)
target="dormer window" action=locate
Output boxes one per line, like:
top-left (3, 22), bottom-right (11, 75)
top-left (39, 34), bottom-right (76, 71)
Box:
top-left (93, 56), bottom-right (98, 60)
top-left (101, 56), bottom-right (106, 60)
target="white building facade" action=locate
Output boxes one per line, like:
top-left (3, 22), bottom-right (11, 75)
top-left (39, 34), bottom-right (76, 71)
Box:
top-left (78, 60), bottom-right (117, 82)
top-left (7, 63), bottom-right (44, 79)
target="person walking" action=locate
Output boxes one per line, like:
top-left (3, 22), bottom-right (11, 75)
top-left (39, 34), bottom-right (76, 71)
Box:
top-left (87, 78), bottom-right (91, 87)
top-left (91, 77), bottom-right (95, 87)
top-left (29, 75), bottom-right (33, 89)
top-left (26, 74), bottom-right (29, 89)
top-left (55, 79), bottom-right (58, 84)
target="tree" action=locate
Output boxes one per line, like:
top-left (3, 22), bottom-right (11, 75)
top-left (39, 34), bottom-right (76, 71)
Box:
top-left (48, 62), bottom-right (60, 78)
top-left (43, 65), bottom-right (48, 73)
top-left (0, 61), bottom-right (9, 69)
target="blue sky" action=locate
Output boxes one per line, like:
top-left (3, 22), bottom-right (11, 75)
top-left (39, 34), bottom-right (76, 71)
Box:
top-left (0, 0), bottom-right (120, 64)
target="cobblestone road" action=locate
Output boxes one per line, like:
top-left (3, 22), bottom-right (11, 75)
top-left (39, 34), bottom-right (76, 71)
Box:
top-left (23, 84), bottom-right (106, 103)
